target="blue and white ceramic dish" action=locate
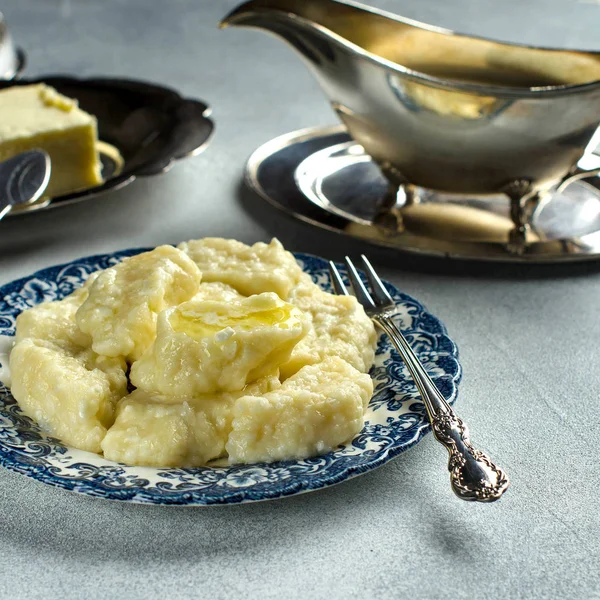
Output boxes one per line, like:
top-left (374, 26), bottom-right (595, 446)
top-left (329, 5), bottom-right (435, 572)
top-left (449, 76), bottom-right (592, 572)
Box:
top-left (0, 249), bottom-right (461, 505)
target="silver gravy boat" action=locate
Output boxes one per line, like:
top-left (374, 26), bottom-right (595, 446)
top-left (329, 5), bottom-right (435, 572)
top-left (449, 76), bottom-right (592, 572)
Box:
top-left (221, 0), bottom-right (600, 250)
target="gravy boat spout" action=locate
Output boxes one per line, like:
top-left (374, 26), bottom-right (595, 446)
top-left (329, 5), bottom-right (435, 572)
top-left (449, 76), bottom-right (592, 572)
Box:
top-left (222, 0), bottom-right (600, 244)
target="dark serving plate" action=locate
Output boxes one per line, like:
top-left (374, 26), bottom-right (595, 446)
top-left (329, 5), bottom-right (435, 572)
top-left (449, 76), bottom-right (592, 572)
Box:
top-left (0, 76), bottom-right (214, 214)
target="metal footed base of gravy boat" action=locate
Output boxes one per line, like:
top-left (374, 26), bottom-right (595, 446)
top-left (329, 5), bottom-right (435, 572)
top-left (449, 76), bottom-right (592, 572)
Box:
top-left (246, 126), bottom-right (600, 263)
top-left (222, 0), bottom-right (600, 249)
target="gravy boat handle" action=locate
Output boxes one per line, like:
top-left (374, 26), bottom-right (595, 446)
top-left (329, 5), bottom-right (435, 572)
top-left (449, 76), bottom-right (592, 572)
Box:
top-left (557, 154), bottom-right (600, 192)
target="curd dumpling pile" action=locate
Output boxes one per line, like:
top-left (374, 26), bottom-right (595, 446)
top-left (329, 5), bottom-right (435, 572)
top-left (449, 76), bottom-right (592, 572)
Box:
top-left (8, 238), bottom-right (377, 467)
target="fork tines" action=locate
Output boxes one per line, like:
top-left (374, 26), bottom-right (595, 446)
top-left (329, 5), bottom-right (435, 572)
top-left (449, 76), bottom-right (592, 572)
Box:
top-left (328, 255), bottom-right (394, 311)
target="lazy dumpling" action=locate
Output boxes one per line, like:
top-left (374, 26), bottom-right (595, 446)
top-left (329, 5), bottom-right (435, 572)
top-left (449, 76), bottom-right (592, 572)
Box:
top-left (130, 292), bottom-right (309, 396)
top-left (226, 356), bottom-right (373, 464)
top-left (101, 375), bottom-right (280, 467)
top-left (76, 245), bottom-right (202, 361)
top-left (178, 237), bottom-right (308, 300)
top-left (280, 280), bottom-right (377, 379)
top-left (190, 281), bottom-right (245, 303)
top-left (13, 271), bottom-right (99, 349)
top-left (10, 276), bottom-right (127, 453)
top-left (10, 338), bottom-right (127, 453)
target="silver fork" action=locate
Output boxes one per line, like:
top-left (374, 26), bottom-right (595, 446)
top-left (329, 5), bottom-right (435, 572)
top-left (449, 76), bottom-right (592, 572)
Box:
top-left (329, 255), bottom-right (509, 503)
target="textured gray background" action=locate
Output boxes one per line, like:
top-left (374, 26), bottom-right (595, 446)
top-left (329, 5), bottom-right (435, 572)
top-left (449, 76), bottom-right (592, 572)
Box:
top-left (1, 1), bottom-right (600, 598)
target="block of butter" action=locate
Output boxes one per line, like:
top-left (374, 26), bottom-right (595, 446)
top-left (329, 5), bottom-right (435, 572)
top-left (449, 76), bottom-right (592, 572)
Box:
top-left (0, 84), bottom-right (103, 197)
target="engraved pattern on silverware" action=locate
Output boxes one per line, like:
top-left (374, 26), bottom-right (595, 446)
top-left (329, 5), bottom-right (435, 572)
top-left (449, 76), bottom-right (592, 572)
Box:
top-left (430, 411), bottom-right (509, 502)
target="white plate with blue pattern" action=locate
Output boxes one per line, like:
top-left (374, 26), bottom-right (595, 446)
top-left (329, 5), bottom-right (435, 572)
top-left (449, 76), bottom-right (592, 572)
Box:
top-left (0, 249), bottom-right (461, 505)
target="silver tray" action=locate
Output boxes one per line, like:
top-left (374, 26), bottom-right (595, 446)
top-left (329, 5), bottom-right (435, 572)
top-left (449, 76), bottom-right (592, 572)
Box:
top-left (246, 125), bottom-right (600, 263)
top-left (1, 76), bottom-right (214, 215)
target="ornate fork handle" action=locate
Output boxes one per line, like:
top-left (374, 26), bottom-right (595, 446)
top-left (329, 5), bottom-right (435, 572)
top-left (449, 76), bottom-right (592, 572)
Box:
top-left (375, 315), bottom-right (509, 502)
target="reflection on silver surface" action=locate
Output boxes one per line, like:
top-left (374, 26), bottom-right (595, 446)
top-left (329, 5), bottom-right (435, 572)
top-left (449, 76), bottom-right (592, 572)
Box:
top-left (247, 125), bottom-right (600, 263)
top-left (0, 150), bottom-right (50, 220)
top-left (295, 141), bottom-right (377, 225)
top-left (223, 0), bottom-right (600, 247)
top-left (534, 181), bottom-right (600, 239)
top-left (223, 0), bottom-right (600, 197)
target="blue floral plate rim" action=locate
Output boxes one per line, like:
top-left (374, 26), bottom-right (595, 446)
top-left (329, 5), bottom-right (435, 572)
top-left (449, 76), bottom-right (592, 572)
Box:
top-left (0, 248), bottom-right (461, 505)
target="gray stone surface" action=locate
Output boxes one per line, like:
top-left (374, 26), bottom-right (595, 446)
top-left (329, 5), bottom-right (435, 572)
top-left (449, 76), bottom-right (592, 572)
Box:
top-left (1, 1), bottom-right (600, 598)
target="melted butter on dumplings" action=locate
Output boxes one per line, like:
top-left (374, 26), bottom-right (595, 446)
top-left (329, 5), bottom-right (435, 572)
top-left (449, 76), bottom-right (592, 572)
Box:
top-left (130, 292), bottom-right (309, 395)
